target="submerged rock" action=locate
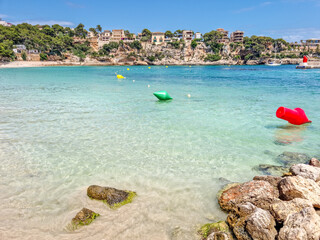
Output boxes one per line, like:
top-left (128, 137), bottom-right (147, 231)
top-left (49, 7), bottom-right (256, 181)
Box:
top-left (290, 164), bottom-right (320, 182)
top-left (218, 180), bottom-right (279, 212)
top-left (227, 202), bottom-right (277, 240)
top-left (253, 164), bottom-right (289, 176)
top-left (276, 152), bottom-right (310, 167)
top-left (199, 221), bottom-right (234, 240)
top-left (87, 185), bottom-right (136, 209)
top-left (278, 207), bottom-right (320, 240)
top-left (68, 208), bottom-right (99, 231)
top-left (278, 176), bottom-right (320, 207)
top-left (269, 198), bottom-right (312, 223)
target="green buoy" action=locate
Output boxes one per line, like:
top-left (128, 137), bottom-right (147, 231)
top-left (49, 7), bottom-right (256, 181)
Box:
top-left (153, 91), bottom-right (172, 100)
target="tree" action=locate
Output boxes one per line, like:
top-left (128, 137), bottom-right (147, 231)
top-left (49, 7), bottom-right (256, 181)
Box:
top-left (165, 31), bottom-right (174, 38)
top-left (203, 30), bottom-right (223, 44)
top-left (74, 23), bottom-right (87, 38)
top-left (89, 28), bottom-right (98, 36)
top-left (174, 30), bottom-right (183, 37)
top-left (0, 40), bottom-right (15, 60)
top-left (141, 29), bottom-right (152, 40)
top-left (21, 51), bottom-right (27, 60)
top-left (191, 39), bottom-right (197, 49)
top-left (96, 25), bottom-right (102, 33)
top-left (129, 40), bottom-right (142, 50)
top-left (204, 54), bottom-right (221, 62)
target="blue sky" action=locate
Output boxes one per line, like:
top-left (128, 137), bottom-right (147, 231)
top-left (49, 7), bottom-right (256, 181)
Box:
top-left (1, 0), bottom-right (320, 42)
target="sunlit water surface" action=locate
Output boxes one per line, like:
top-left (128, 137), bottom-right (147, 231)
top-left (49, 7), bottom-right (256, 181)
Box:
top-left (0, 65), bottom-right (320, 239)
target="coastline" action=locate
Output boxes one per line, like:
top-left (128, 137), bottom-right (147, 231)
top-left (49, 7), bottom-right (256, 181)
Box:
top-left (0, 58), bottom-right (301, 68)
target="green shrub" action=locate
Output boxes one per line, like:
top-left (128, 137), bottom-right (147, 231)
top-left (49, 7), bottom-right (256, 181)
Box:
top-left (147, 55), bottom-right (156, 61)
top-left (204, 54), bottom-right (221, 62)
top-left (21, 52), bottom-right (27, 61)
top-left (40, 53), bottom-right (48, 61)
top-left (191, 40), bottom-right (198, 49)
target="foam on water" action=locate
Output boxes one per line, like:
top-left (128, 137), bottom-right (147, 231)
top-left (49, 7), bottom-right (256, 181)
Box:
top-left (0, 65), bottom-right (320, 239)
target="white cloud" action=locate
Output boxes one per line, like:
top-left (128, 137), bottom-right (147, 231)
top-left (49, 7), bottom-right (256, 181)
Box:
top-left (66, 1), bottom-right (85, 8)
top-left (266, 28), bottom-right (320, 42)
top-left (233, 1), bottom-right (273, 13)
top-left (11, 20), bottom-right (74, 26)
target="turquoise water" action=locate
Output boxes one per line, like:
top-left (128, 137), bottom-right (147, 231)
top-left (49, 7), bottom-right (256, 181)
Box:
top-left (0, 65), bottom-right (320, 239)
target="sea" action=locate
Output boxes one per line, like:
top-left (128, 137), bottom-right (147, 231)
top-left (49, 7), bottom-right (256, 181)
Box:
top-left (0, 65), bottom-right (319, 239)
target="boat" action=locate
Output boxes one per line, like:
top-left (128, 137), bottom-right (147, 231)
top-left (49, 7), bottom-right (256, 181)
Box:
top-left (265, 61), bottom-right (282, 66)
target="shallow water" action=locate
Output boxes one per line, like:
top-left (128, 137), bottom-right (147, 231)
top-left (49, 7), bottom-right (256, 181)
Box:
top-left (0, 65), bottom-right (319, 239)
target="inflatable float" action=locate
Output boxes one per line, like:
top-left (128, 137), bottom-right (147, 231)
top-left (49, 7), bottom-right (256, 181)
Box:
top-left (276, 107), bottom-right (311, 125)
top-left (153, 91), bottom-right (172, 100)
top-left (117, 74), bottom-right (125, 79)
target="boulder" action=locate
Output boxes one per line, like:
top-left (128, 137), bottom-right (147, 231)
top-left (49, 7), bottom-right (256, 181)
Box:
top-left (290, 164), bottom-right (320, 181)
top-left (278, 176), bottom-right (320, 207)
top-left (68, 208), bottom-right (99, 230)
top-left (269, 198), bottom-right (312, 222)
top-left (253, 164), bottom-right (289, 176)
top-left (253, 175), bottom-right (282, 190)
top-left (227, 203), bottom-right (277, 240)
top-left (87, 185), bottom-right (136, 208)
top-left (309, 158), bottom-right (320, 168)
top-left (218, 180), bottom-right (279, 212)
top-left (199, 221), bottom-right (234, 240)
top-left (276, 152), bottom-right (310, 167)
top-left (278, 207), bottom-right (320, 240)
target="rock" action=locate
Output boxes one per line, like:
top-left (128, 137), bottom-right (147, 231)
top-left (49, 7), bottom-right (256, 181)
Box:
top-left (276, 152), bottom-right (310, 167)
top-left (217, 183), bottom-right (241, 201)
top-left (278, 176), bottom-right (320, 207)
top-left (290, 164), bottom-right (320, 181)
top-left (218, 180), bottom-right (279, 212)
top-left (134, 60), bottom-right (148, 65)
top-left (87, 185), bottom-right (136, 208)
top-left (278, 207), bottom-right (320, 240)
top-left (309, 158), bottom-right (320, 168)
top-left (253, 175), bottom-right (282, 190)
top-left (68, 208), bottom-right (99, 230)
top-left (199, 221), bottom-right (234, 240)
top-left (246, 207), bottom-right (277, 240)
top-left (253, 164), bottom-right (289, 176)
top-left (269, 198), bottom-right (313, 222)
top-left (227, 203), bottom-right (277, 240)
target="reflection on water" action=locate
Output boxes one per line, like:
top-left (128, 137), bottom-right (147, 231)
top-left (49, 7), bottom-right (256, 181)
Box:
top-left (274, 124), bottom-right (309, 145)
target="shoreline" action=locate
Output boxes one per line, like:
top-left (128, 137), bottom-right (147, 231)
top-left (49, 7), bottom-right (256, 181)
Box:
top-left (0, 60), bottom-right (300, 69)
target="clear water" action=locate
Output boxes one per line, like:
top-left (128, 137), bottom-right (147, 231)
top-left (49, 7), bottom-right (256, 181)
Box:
top-left (0, 65), bottom-right (319, 239)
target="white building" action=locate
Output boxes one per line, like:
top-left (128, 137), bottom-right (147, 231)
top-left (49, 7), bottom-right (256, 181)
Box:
top-left (0, 18), bottom-right (12, 27)
top-left (13, 45), bottom-right (26, 53)
top-left (195, 32), bottom-right (202, 40)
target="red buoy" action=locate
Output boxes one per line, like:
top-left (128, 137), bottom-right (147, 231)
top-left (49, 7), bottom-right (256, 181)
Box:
top-left (276, 107), bottom-right (311, 125)
top-left (303, 56), bottom-right (308, 63)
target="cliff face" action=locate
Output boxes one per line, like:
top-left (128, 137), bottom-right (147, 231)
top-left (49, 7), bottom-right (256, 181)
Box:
top-left (18, 41), bottom-right (303, 66)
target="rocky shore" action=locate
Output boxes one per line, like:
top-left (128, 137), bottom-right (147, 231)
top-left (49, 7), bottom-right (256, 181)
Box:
top-left (200, 152), bottom-right (320, 240)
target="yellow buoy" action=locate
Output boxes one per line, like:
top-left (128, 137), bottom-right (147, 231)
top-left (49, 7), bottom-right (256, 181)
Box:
top-left (189, 66), bottom-right (191, 67)
top-left (148, 67), bottom-right (151, 69)
top-left (117, 74), bottom-right (125, 79)
top-left (127, 68), bottom-right (130, 71)
top-left (166, 66), bottom-right (168, 68)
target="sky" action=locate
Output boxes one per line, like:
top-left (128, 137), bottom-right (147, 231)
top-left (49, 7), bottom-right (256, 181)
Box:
top-left (1, 0), bottom-right (320, 42)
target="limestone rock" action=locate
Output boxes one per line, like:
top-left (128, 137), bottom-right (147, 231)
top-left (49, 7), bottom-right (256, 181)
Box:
top-left (227, 203), bottom-right (277, 240)
top-left (309, 158), bottom-right (320, 168)
top-left (253, 164), bottom-right (289, 176)
top-left (68, 208), bottom-right (99, 230)
top-left (277, 152), bottom-right (310, 166)
top-left (290, 164), bottom-right (320, 181)
top-left (278, 176), bottom-right (320, 207)
top-left (218, 180), bottom-right (279, 212)
top-left (270, 198), bottom-right (312, 222)
top-left (87, 185), bottom-right (136, 208)
top-left (278, 207), bottom-right (320, 240)
top-left (199, 221), bottom-right (234, 240)
top-left (253, 175), bottom-right (282, 190)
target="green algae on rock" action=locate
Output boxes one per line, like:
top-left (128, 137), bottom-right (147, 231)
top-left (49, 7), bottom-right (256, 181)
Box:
top-left (67, 208), bottom-right (100, 231)
top-left (199, 221), bottom-right (234, 240)
top-left (87, 185), bottom-right (136, 209)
